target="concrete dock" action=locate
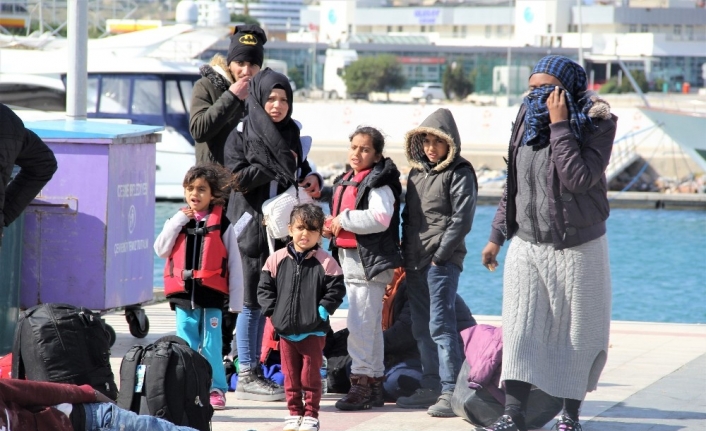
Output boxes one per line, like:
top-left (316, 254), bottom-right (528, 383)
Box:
top-left (104, 299), bottom-right (706, 431)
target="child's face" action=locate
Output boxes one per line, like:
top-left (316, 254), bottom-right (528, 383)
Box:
top-left (288, 218), bottom-right (322, 253)
top-left (265, 88), bottom-right (289, 123)
top-left (423, 133), bottom-right (449, 164)
top-left (184, 178), bottom-right (213, 212)
top-left (348, 134), bottom-right (381, 174)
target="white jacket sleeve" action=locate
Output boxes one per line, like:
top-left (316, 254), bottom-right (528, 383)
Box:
top-left (339, 185), bottom-right (394, 235)
top-left (153, 211), bottom-right (190, 258)
top-left (222, 224), bottom-right (244, 313)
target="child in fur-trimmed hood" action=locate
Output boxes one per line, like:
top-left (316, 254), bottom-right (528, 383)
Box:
top-left (397, 108), bottom-right (478, 417)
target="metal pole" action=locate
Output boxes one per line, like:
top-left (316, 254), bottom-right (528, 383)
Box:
top-left (577, 0), bottom-right (584, 68)
top-left (66, 0), bottom-right (88, 121)
top-left (506, 0), bottom-right (512, 101)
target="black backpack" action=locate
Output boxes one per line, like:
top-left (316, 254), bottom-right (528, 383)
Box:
top-left (117, 335), bottom-right (213, 431)
top-left (12, 303), bottom-right (118, 399)
top-left (323, 328), bottom-right (352, 394)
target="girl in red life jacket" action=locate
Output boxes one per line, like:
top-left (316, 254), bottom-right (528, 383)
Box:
top-left (322, 126), bottom-right (403, 411)
top-left (154, 163), bottom-right (244, 410)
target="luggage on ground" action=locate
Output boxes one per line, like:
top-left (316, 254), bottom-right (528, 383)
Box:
top-left (12, 303), bottom-right (118, 399)
top-left (116, 335), bottom-right (213, 431)
top-left (451, 360), bottom-right (563, 428)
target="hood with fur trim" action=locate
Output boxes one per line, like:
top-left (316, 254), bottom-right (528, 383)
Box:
top-left (404, 108), bottom-right (462, 172)
top-left (586, 95), bottom-right (611, 121)
top-left (198, 54), bottom-right (234, 92)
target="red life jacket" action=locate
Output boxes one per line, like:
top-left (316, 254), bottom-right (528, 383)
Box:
top-left (331, 168), bottom-right (372, 249)
top-left (164, 205), bottom-right (229, 296)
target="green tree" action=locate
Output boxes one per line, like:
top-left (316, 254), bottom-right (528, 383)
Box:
top-left (442, 61), bottom-right (473, 100)
top-left (342, 55), bottom-right (406, 101)
top-left (599, 69), bottom-right (649, 94)
top-left (288, 66), bottom-right (305, 90)
top-left (230, 13), bottom-right (260, 26)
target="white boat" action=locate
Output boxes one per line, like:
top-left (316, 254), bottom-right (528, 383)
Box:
top-left (638, 106), bottom-right (706, 174)
top-left (0, 25), bottom-right (230, 200)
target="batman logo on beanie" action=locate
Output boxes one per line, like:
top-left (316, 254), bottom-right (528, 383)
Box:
top-left (239, 34), bottom-right (258, 46)
top-left (227, 24), bottom-right (267, 67)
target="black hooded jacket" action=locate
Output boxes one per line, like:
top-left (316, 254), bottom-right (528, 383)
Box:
top-left (402, 108), bottom-right (478, 271)
top-left (224, 69), bottom-right (314, 307)
top-left (329, 157), bottom-right (403, 280)
top-left (0, 104), bottom-right (57, 243)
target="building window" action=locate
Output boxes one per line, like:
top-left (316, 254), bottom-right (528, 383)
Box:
top-left (629, 24), bottom-right (637, 33)
top-left (429, 25), bottom-right (435, 32)
top-left (641, 24), bottom-right (649, 33)
top-left (674, 24), bottom-right (682, 35)
top-left (496, 25), bottom-right (504, 35)
top-left (398, 25), bottom-right (403, 32)
top-left (453, 25), bottom-right (459, 35)
top-left (387, 26), bottom-right (392, 33)
top-left (547, 24), bottom-right (552, 33)
top-left (485, 25), bottom-right (492, 38)
top-left (685, 25), bottom-right (694, 39)
top-left (421, 25), bottom-right (426, 32)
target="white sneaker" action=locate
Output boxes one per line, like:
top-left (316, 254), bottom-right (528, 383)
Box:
top-left (283, 415), bottom-right (302, 431)
top-left (299, 416), bottom-right (320, 431)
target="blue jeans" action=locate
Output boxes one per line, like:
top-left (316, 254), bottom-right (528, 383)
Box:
top-left (175, 306), bottom-right (228, 392)
top-left (84, 403), bottom-right (197, 431)
top-left (383, 360), bottom-right (423, 401)
top-left (406, 262), bottom-right (462, 394)
top-left (235, 304), bottom-right (266, 372)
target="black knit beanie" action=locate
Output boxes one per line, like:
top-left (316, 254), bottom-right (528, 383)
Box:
top-left (227, 24), bottom-right (267, 67)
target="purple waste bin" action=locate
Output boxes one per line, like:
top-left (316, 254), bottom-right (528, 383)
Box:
top-left (21, 120), bottom-right (162, 339)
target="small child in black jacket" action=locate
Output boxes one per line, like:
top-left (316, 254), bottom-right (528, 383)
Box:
top-left (258, 204), bottom-right (345, 431)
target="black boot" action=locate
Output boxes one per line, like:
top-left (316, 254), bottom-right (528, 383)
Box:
top-left (335, 374), bottom-right (372, 411)
top-left (370, 376), bottom-right (385, 407)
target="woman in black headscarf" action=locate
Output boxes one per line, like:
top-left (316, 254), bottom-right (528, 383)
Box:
top-left (224, 68), bottom-right (321, 401)
top-left (479, 56), bottom-right (618, 431)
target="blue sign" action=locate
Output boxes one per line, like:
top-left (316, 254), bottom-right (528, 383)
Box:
top-left (328, 9), bottom-right (337, 25)
top-left (414, 9), bottom-right (440, 25)
top-left (523, 7), bottom-right (534, 24)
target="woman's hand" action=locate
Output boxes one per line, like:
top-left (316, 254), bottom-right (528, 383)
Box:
top-left (300, 174), bottom-right (321, 198)
top-left (547, 86), bottom-right (569, 124)
top-left (481, 242), bottom-right (501, 272)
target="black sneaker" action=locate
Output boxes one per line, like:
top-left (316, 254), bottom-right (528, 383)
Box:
top-left (396, 388), bottom-right (441, 409)
top-left (235, 370), bottom-right (285, 401)
top-left (474, 415), bottom-right (521, 431)
top-left (552, 415), bottom-right (583, 431)
top-left (427, 392), bottom-right (455, 417)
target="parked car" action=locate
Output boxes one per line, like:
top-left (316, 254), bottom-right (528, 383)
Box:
top-left (409, 82), bottom-right (446, 102)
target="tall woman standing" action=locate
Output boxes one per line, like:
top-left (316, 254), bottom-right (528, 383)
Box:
top-left (225, 68), bottom-right (321, 401)
top-left (480, 55), bottom-right (617, 431)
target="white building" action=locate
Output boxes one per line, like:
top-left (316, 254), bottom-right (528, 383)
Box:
top-left (227, 0), bottom-right (304, 36)
top-left (288, 0), bottom-right (706, 87)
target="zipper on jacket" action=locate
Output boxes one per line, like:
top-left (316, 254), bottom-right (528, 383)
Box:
top-left (529, 151), bottom-right (540, 244)
top-left (289, 263), bottom-right (303, 334)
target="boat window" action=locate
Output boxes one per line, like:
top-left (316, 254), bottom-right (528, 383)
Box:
top-left (132, 78), bottom-right (162, 115)
top-left (180, 80), bottom-right (193, 111)
top-left (99, 77), bottom-right (130, 114)
top-left (166, 80), bottom-right (185, 114)
top-left (87, 77), bottom-right (98, 114)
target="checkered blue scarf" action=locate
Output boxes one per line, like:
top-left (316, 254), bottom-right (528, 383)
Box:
top-left (522, 55), bottom-right (594, 147)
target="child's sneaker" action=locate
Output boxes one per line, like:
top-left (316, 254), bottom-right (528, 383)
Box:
top-left (552, 415), bottom-right (583, 431)
top-left (209, 389), bottom-right (226, 410)
top-left (299, 416), bottom-right (320, 431)
top-left (283, 415), bottom-right (302, 431)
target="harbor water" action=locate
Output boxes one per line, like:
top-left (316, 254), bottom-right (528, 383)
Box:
top-left (154, 202), bottom-right (706, 324)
